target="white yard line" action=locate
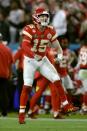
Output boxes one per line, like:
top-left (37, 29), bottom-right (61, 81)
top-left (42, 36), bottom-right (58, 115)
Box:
top-left (0, 117), bottom-right (87, 122)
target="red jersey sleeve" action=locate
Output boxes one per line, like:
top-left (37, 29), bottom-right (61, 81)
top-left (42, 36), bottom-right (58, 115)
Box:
top-left (21, 25), bottom-right (35, 57)
top-left (48, 26), bottom-right (57, 43)
top-left (46, 47), bottom-right (55, 64)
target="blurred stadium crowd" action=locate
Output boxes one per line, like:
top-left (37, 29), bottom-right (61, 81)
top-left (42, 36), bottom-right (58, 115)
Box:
top-left (0, 0), bottom-right (87, 44)
top-left (0, 0), bottom-right (87, 118)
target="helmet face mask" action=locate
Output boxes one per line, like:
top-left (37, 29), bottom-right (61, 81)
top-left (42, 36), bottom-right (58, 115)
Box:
top-left (38, 14), bottom-right (49, 26)
top-left (32, 8), bottom-right (50, 27)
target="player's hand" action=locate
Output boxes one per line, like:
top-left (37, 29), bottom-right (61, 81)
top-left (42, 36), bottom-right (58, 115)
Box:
top-left (56, 54), bottom-right (63, 61)
top-left (34, 54), bottom-right (42, 61)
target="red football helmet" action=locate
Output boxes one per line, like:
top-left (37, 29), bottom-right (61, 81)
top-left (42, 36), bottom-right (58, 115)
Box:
top-left (32, 7), bottom-right (50, 26)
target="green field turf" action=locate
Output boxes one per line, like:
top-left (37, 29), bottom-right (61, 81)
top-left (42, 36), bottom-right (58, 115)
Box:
top-left (0, 113), bottom-right (87, 131)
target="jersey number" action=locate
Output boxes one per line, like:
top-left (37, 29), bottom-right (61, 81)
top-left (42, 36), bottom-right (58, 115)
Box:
top-left (31, 39), bottom-right (49, 52)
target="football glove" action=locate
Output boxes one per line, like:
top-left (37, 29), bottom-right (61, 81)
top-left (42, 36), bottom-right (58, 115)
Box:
top-left (57, 53), bottom-right (63, 61)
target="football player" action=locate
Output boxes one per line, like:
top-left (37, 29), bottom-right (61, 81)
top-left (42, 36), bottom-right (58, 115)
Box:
top-left (77, 40), bottom-right (87, 114)
top-left (56, 34), bottom-right (77, 93)
top-left (19, 7), bottom-right (63, 124)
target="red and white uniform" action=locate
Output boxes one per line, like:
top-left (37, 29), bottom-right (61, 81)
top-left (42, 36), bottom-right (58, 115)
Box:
top-left (19, 8), bottom-right (63, 124)
top-left (56, 48), bottom-right (73, 76)
top-left (21, 24), bottom-right (60, 86)
top-left (22, 24), bottom-right (57, 58)
top-left (56, 49), bottom-right (69, 77)
top-left (77, 45), bottom-right (87, 112)
top-left (56, 48), bottom-right (75, 91)
top-left (79, 45), bottom-right (87, 69)
top-left (78, 45), bottom-right (87, 92)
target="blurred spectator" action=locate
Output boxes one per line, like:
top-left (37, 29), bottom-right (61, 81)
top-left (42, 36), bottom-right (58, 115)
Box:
top-left (19, 0), bottom-right (33, 13)
top-left (8, 0), bottom-right (25, 43)
top-left (0, 33), bottom-right (13, 116)
top-left (52, 2), bottom-right (68, 37)
top-left (67, 11), bottom-right (81, 44)
top-left (0, 10), bottom-right (10, 44)
top-left (31, 0), bottom-right (48, 13)
top-left (0, 0), bottom-right (11, 16)
top-left (47, 0), bottom-right (59, 22)
top-left (62, 0), bottom-right (87, 44)
top-left (24, 11), bottom-right (32, 25)
top-left (79, 11), bottom-right (87, 42)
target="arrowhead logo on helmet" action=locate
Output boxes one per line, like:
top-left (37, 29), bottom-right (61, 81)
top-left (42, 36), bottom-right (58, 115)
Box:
top-left (32, 7), bottom-right (50, 26)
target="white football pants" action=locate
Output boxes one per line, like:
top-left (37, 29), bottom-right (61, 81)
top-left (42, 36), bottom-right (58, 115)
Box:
top-left (23, 56), bottom-right (60, 87)
top-left (78, 69), bottom-right (87, 92)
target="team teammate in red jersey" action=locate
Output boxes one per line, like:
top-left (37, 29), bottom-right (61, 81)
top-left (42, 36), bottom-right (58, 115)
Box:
top-left (55, 35), bottom-right (80, 112)
top-left (19, 7), bottom-right (64, 124)
top-left (55, 35), bottom-right (77, 107)
top-left (0, 33), bottom-right (13, 116)
top-left (77, 40), bottom-right (87, 114)
top-left (56, 35), bottom-right (77, 92)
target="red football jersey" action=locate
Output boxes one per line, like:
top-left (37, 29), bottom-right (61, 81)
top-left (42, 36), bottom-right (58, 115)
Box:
top-left (79, 45), bottom-right (87, 69)
top-left (21, 24), bottom-right (57, 59)
top-left (56, 48), bottom-right (73, 77)
top-left (0, 43), bottom-right (13, 78)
